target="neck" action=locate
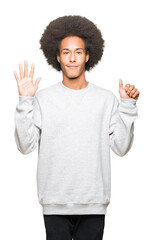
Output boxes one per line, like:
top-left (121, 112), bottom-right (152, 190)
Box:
top-left (62, 72), bottom-right (88, 90)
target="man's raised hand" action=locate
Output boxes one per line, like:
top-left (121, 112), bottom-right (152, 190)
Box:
top-left (119, 79), bottom-right (140, 100)
top-left (13, 60), bottom-right (41, 97)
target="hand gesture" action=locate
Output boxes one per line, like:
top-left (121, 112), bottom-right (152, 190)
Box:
top-left (119, 79), bottom-right (140, 100)
top-left (13, 60), bottom-right (41, 97)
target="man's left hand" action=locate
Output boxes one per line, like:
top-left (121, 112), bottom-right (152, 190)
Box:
top-left (119, 79), bottom-right (140, 100)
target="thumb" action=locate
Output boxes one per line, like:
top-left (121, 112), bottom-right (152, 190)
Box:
top-left (119, 79), bottom-right (123, 90)
top-left (34, 77), bottom-right (41, 88)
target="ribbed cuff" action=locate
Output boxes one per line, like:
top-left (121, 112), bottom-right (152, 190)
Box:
top-left (119, 98), bottom-right (138, 113)
top-left (120, 98), bottom-right (137, 103)
top-left (19, 95), bottom-right (35, 105)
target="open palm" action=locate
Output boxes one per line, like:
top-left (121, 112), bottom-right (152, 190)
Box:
top-left (13, 60), bottom-right (41, 97)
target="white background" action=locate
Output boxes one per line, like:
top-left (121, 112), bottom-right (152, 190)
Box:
top-left (0, 0), bottom-right (152, 239)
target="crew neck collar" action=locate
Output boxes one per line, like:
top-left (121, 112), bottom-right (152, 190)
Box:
top-left (59, 81), bottom-right (91, 93)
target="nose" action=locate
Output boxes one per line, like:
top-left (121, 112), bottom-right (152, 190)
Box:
top-left (69, 52), bottom-right (76, 62)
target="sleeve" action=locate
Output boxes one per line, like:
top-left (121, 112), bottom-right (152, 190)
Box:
top-left (109, 96), bottom-right (138, 157)
top-left (14, 94), bottom-right (42, 155)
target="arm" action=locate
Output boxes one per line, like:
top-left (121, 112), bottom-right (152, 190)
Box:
top-left (109, 96), bottom-right (138, 156)
top-left (13, 60), bottom-right (42, 154)
top-left (14, 95), bottom-right (41, 154)
top-left (109, 79), bottom-right (139, 156)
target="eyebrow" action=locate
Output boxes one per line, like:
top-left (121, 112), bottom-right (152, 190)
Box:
top-left (61, 48), bottom-right (84, 52)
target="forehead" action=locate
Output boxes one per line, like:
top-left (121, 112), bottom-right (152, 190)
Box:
top-left (59, 36), bottom-right (85, 50)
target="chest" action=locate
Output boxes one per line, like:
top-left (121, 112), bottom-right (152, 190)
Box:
top-left (40, 93), bottom-right (111, 137)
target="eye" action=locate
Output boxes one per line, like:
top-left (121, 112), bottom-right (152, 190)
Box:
top-left (63, 52), bottom-right (69, 54)
top-left (76, 52), bottom-right (82, 54)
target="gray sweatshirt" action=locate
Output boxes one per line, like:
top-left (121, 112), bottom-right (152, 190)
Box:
top-left (14, 81), bottom-right (138, 215)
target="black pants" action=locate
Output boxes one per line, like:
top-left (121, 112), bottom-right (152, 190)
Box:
top-left (43, 214), bottom-right (105, 240)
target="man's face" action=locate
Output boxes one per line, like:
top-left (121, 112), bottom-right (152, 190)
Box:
top-left (57, 36), bottom-right (89, 80)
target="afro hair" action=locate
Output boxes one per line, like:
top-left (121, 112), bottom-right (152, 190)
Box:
top-left (39, 15), bottom-right (105, 71)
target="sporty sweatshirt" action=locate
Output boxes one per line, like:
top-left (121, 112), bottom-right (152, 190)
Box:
top-left (14, 81), bottom-right (138, 215)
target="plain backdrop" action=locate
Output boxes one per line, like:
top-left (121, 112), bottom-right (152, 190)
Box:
top-left (0, 0), bottom-right (152, 239)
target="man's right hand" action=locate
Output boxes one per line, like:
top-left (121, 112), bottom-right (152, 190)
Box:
top-left (13, 60), bottom-right (41, 97)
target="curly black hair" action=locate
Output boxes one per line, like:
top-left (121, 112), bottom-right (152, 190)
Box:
top-left (39, 15), bottom-right (105, 71)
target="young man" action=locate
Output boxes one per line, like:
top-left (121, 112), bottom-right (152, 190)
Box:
top-left (14, 15), bottom-right (140, 240)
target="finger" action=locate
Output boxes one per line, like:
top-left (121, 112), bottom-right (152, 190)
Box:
top-left (125, 84), bottom-right (130, 91)
top-left (29, 63), bottom-right (35, 79)
top-left (24, 60), bottom-right (28, 78)
top-left (129, 88), bottom-right (137, 97)
top-left (133, 90), bottom-right (140, 99)
top-left (19, 64), bottom-right (24, 80)
top-left (127, 85), bottom-right (135, 94)
top-left (13, 71), bottom-right (20, 83)
top-left (119, 79), bottom-right (123, 89)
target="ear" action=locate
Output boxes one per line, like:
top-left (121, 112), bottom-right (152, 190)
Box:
top-left (57, 53), bottom-right (60, 63)
top-left (85, 51), bottom-right (89, 63)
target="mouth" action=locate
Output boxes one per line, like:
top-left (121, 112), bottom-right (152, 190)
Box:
top-left (67, 66), bottom-right (78, 69)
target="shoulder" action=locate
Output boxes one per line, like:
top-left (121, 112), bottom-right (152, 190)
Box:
top-left (91, 83), bottom-right (117, 101)
top-left (35, 82), bottom-right (59, 100)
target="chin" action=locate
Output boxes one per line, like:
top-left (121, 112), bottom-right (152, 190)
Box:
top-left (66, 74), bottom-right (80, 79)
top-left (63, 68), bottom-right (82, 79)
top-left (69, 76), bottom-right (80, 80)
